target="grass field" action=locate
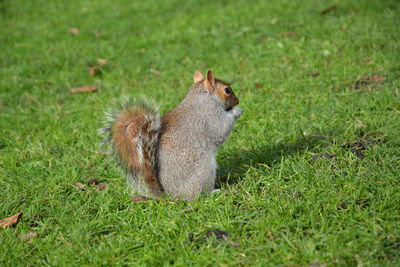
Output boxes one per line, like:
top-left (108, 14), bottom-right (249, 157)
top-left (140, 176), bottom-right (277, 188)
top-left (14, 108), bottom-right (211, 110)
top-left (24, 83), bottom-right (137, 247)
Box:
top-left (1, 0), bottom-right (400, 265)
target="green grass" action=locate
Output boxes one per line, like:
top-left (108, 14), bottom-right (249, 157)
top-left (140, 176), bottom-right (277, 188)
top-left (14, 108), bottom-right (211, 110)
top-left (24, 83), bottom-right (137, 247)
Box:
top-left (1, 0), bottom-right (400, 265)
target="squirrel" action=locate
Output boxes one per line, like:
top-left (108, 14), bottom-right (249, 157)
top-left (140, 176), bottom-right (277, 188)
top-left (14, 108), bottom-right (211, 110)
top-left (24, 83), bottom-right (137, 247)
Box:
top-left (100, 70), bottom-right (242, 201)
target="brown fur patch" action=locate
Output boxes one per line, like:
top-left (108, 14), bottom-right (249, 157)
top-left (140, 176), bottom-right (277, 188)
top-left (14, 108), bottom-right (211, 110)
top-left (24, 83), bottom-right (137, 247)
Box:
top-left (215, 80), bottom-right (239, 109)
top-left (216, 81), bottom-right (230, 102)
top-left (112, 108), bottom-right (147, 172)
top-left (160, 107), bottom-right (183, 148)
top-left (142, 148), bottom-right (162, 197)
top-left (111, 107), bottom-right (164, 198)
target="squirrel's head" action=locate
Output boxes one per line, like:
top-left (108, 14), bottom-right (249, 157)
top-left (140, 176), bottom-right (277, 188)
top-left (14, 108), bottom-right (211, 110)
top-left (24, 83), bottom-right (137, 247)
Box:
top-left (193, 70), bottom-right (239, 110)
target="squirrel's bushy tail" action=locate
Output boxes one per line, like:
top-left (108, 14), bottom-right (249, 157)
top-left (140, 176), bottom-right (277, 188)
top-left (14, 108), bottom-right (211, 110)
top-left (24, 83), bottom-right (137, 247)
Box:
top-left (99, 97), bottom-right (164, 198)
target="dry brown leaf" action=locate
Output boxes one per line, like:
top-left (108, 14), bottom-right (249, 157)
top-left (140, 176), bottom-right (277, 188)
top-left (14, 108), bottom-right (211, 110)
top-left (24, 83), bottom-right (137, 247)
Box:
top-left (149, 68), bottom-right (161, 75)
top-left (70, 85), bottom-right (97, 94)
top-left (270, 18), bottom-right (278, 24)
top-left (88, 67), bottom-right (98, 76)
top-left (183, 206), bottom-right (198, 213)
top-left (364, 57), bottom-right (372, 63)
top-left (97, 184), bottom-right (107, 190)
top-left (359, 75), bottom-right (387, 82)
top-left (26, 231), bottom-right (38, 238)
top-left (221, 235), bottom-right (241, 247)
top-left (307, 72), bottom-right (320, 77)
top-left (19, 231), bottom-right (38, 242)
top-left (0, 212), bottom-right (22, 229)
top-left (88, 58), bottom-right (107, 76)
top-left (254, 83), bottom-right (262, 89)
top-left (70, 28), bottom-right (79, 35)
top-left (97, 58), bottom-right (107, 66)
top-left (307, 259), bottom-right (326, 267)
top-left (280, 32), bottom-right (300, 37)
top-left (321, 4), bottom-right (340, 15)
top-left (352, 75), bottom-right (387, 89)
top-left (74, 182), bottom-right (85, 191)
top-left (132, 196), bottom-right (148, 202)
top-left (205, 229), bottom-right (241, 247)
top-left (370, 75), bottom-right (387, 82)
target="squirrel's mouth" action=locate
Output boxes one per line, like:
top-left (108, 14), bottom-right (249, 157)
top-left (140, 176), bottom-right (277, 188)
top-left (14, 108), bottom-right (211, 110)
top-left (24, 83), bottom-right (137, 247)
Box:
top-left (226, 107), bottom-right (233, 111)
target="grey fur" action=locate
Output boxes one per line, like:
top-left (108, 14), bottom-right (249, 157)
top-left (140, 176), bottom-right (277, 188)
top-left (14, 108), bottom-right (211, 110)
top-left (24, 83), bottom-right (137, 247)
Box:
top-left (157, 83), bottom-right (242, 200)
top-left (100, 84), bottom-right (242, 201)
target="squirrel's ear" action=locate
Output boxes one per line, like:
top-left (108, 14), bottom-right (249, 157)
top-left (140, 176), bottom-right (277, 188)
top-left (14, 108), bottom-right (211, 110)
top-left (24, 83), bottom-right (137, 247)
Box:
top-left (204, 70), bottom-right (216, 92)
top-left (193, 70), bottom-right (204, 83)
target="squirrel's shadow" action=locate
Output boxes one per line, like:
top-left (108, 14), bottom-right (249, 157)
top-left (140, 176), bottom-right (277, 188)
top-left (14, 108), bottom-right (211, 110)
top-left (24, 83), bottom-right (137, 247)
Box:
top-left (216, 134), bottom-right (327, 186)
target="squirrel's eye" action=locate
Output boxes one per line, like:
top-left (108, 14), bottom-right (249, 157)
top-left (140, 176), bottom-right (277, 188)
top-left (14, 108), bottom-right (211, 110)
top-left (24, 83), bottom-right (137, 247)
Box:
top-left (224, 87), bottom-right (231, 94)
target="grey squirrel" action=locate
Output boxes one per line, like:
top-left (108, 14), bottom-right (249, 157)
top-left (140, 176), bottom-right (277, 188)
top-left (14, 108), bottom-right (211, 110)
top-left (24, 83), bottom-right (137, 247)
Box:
top-left (100, 70), bottom-right (242, 201)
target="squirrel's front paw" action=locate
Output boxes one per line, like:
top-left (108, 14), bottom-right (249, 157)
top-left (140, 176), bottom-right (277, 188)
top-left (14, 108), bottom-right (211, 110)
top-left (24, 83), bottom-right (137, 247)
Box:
top-left (232, 107), bottom-right (243, 119)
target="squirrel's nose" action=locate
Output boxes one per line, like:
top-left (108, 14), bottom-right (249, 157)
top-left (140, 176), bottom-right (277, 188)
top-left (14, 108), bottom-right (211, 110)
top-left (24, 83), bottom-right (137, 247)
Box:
top-left (233, 97), bottom-right (239, 106)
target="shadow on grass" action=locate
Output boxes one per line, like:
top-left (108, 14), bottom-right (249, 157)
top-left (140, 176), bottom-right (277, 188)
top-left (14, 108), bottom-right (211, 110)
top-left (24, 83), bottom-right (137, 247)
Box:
top-left (217, 133), bottom-right (328, 186)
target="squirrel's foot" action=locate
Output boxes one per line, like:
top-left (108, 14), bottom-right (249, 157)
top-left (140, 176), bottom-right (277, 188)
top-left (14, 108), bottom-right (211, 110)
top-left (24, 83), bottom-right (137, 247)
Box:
top-left (132, 196), bottom-right (148, 202)
top-left (211, 189), bottom-right (221, 194)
